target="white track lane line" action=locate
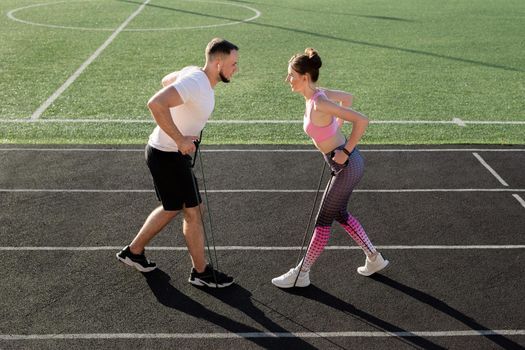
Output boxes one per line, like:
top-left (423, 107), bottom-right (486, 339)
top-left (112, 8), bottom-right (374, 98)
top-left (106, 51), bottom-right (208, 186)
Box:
top-left (30, 0), bottom-right (150, 120)
top-left (472, 153), bottom-right (509, 187)
top-left (1, 148), bottom-right (524, 152)
top-left (1, 245), bottom-right (524, 251)
top-left (1, 330), bottom-right (523, 340)
top-left (512, 194), bottom-right (525, 209)
top-left (0, 188), bottom-right (524, 193)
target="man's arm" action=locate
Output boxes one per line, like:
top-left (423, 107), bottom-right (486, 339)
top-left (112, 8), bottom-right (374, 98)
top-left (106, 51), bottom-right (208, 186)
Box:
top-left (161, 71), bottom-right (178, 87)
top-left (147, 85), bottom-right (198, 154)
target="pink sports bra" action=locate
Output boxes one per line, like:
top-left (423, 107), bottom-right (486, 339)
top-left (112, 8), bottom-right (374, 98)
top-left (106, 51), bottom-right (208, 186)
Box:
top-left (303, 90), bottom-right (339, 143)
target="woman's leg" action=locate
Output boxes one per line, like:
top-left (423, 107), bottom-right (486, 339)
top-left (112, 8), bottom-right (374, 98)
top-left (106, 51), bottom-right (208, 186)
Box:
top-left (300, 225), bottom-right (331, 271)
top-left (331, 149), bottom-right (388, 274)
top-left (336, 211), bottom-right (377, 257)
top-left (327, 149), bottom-right (377, 256)
top-left (300, 149), bottom-right (364, 271)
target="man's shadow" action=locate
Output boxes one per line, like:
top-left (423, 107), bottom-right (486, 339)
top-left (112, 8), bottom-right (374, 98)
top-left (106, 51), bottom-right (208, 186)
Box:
top-left (198, 282), bottom-right (349, 350)
top-left (142, 269), bottom-right (320, 350)
top-left (370, 274), bottom-right (523, 350)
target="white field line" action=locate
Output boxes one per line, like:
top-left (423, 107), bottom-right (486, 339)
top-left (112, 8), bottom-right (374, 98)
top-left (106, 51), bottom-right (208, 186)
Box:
top-left (0, 330), bottom-right (523, 340)
top-left (452, 117), bottom-right (466, 126)
top-left (1, 118), bottom-right (525, 125)
top-left (512, 194), bottom-right (525, 209)
top-left (0, 188), bottom-right (524, 193)
top-left (29, 0), bottom-right (150, 120)
top-left (7, 0), bottom-right (261, 32)
top-left (1, 245), bottom-right (524, 251)
top-left (0, 148), bottom-right (524, 153)
top-left (472, 153), bottom-right (510, 187)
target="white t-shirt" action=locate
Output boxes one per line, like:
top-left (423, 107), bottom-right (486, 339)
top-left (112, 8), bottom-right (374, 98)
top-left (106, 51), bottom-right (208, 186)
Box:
top-left (148, 66), bottom-right (215, 152)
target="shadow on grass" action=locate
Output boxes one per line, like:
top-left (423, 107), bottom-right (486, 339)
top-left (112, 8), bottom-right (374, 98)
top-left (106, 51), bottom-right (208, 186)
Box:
top-left (120, 0), bottom-right (521, 72)
top-left (229, 0), bottom-right (416, 22)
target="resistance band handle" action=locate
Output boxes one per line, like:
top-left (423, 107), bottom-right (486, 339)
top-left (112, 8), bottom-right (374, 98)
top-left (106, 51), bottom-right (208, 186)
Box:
top-left (191, 139), bottom-right (200, 168)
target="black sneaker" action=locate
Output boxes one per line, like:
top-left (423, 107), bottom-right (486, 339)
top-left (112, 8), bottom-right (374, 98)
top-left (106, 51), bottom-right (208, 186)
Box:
top-left (116, 246), bottom-right (157, 272)
top-left (188, 264), bottom-right (234, 288)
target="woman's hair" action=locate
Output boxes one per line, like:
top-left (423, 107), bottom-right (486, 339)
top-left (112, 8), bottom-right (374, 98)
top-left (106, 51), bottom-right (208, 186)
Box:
top-left (289, 48), bottom-right (322, 82)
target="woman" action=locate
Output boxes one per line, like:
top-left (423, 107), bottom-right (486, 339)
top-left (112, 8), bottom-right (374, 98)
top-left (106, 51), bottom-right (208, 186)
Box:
top-left (272, 48), bottom-right (389, 288)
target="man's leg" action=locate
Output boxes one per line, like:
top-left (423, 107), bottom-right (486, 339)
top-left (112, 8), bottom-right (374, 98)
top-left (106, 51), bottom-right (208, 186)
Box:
top-left (182, 204), bottom-right (207, 272)
top-left (183, 203), bottom-right (234, 288)
top-left (117, 205), bottom-right (179, 272)
top-left (129, 205), bottom-right (180, 254)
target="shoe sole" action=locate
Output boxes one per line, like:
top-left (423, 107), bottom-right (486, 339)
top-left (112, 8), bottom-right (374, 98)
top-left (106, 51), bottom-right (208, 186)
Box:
top-left (188, 277), bottom-right (234, 288)
top-left (116, 254), bottom-right (157, 273)
top-left (357, 259), bottom-right (390, 277)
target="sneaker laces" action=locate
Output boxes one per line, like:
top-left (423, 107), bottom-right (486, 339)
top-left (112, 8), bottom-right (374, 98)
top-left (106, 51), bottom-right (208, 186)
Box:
top-left (281, 267), bottom-right (301, 279)
top-left (200, 265), bottom-right (230, 281)
top-left (136, 254), bottom-right (153, 265)
top-left (210, 268), bottom-right (230, 280)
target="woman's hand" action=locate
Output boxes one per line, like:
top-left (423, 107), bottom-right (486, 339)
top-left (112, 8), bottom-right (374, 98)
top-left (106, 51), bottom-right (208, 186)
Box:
top-left (332, 149), bottom-right (349, 165)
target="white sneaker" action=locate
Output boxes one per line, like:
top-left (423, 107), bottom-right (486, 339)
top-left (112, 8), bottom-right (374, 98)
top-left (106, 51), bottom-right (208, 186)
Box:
top-left (271, 266), bottom-right (310, 288)
top-left (357, 253), bottom-right (389, 276)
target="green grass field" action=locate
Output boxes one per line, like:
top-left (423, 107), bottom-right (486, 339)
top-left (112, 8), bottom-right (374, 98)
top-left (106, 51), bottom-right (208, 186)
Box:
top-left (1, 0), bottom-right (524, 144)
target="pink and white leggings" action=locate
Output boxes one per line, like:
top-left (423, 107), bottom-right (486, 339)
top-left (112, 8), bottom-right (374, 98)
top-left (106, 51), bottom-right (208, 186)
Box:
top-left (302, 148), bottom-right (377, 272)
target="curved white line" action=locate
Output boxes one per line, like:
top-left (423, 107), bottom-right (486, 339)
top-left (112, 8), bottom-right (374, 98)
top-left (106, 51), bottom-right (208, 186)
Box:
top-left (124, 0), bottom-right (261, 31)
top-left (7, 1), bottom-right (116, 32)
top-left (7, 0), bottom-right (261, 32)
top-left (30, 0), bottom-right (152, 120)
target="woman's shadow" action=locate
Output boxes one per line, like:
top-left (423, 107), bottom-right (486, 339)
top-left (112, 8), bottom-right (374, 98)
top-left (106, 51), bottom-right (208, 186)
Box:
top-left (142, 269), bottom-right (521, 349)
top-left (284, 284), bottom-right (446, 350)
top-left (142, 269), bottom-right (322, 350)
top-left (283, 275), bottom-right (522, 350)
top-left (370, 274), bottom-right (523, 349)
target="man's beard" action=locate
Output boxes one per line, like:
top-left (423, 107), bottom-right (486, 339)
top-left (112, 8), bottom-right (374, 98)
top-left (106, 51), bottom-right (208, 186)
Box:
top-left (219, 71), bottom-right (230, 83)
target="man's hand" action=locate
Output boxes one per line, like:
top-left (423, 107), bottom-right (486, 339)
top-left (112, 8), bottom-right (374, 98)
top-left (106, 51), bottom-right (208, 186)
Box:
top-left (177, 135), bottom-right (200, 155)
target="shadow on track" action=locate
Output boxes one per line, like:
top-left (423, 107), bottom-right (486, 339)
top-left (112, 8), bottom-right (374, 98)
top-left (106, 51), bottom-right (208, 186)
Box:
top-left (199, 283), bottom-right (348, 349)
top-left (283, 285), bottom-right (446, 350)
top-left (370, 274), bottom-right (523, 350)
top-left (143, 269), bottom-right (319, 350)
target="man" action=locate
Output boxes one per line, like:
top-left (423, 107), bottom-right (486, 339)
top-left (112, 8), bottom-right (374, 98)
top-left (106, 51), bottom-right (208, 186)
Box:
top-left (117, 38), bottom-right (238, 288)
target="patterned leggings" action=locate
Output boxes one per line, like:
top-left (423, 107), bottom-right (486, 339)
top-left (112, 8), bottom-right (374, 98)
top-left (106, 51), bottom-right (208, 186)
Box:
top-left (302, 147), bottom-right (376, 271)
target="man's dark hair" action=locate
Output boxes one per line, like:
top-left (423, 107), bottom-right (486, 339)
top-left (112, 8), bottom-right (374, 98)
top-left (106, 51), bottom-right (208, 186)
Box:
top-left (205, 38), bottom-right (239, 61)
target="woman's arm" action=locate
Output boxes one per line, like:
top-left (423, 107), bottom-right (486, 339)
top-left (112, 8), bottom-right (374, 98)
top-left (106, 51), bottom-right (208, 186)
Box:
top-left (315, 96), bottom-right (369, 154)
top-left (323, 89), bottom-right (353, 107)
top-left (323, 89), bottom-right (353, 126)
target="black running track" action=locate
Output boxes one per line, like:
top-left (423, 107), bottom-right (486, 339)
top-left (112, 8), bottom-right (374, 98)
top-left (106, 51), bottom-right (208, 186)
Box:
top-left (0, 145), bottom-right (524, 350)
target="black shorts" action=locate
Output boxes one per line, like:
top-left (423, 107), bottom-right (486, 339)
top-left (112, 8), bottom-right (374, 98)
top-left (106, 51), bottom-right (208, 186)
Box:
top-left (145, 145), bottom-right (201, 211)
